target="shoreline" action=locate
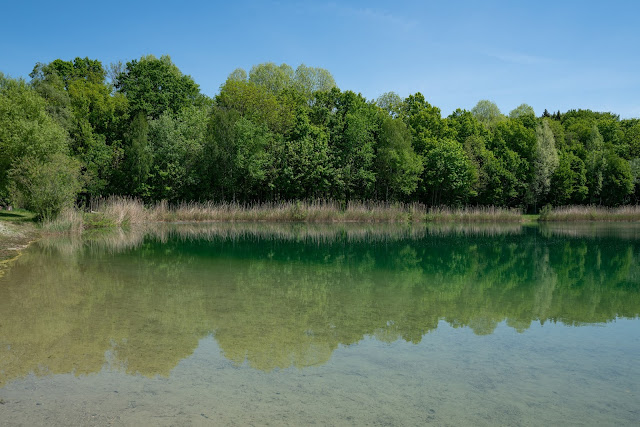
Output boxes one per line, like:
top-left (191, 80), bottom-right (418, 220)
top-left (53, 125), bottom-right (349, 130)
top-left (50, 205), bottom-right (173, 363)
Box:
top-left (0, 222), bottom-right (39, 273)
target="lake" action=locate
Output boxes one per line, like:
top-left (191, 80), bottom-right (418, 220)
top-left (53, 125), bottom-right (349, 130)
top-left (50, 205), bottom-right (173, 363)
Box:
top-left (0, 223), bottom-right (638, 426)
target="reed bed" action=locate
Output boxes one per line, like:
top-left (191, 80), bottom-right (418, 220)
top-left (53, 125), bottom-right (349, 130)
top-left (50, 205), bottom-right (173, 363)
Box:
top-left (425, 206), bottom-right (523, 222)
top-left (91, 196), bottom-right (147, 225)
top-left (85, 197), bottom-right (524, 225)
top-left (540, 205), bottom-right (640, 222)
top-left (40, 207), bottom-right (84, 233)
top-left (157, 200), bottom-right (416, 223)
top-left (35, 197), bottom-right (531, 233)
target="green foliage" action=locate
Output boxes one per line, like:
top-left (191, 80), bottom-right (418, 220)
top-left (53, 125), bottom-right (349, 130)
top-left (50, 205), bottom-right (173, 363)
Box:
top-left (509, 103), bottom-right (535, 119)
top-left (278, 110), bottom-right (333, 199)
top-left (216, 78), bottom-right (281, 129)
top-left (471, 100), bottom-right (504, 128)
top-left (148, 106), bottom-right (208, 201)
top-left (249, 62), bottom-right (295, 94)
top-left (233, 117), bottom-right (278, 198)
top-left (549, 152), bottom-right (588, 205)
top-left (375, 117), bottom-right (423, 199)
top-left (30, 57), bottom-right (105, 90)
top-left (8, 153), bottom-right (81, 221)
top-left (0, 76), bottom-right (69, 202)
top-left (293, 64), bottom-right (336, 96)
top-left (30, 57), bottom-right (128, 197)
top-left (601, 152), bottom-right (633, 205)
top-left (531, 121), bottom-right (559, 206)
top-left (422, 138), bottom-right (476, 205)
top-left (447, 109), bottom-right (487, 143)
top-left (377, 92), bottom-right (404, 118)
top-left (114, 113), bottom-right (152, 198)
top-left (115, 54), bottom-right (200, 119)
top-left (488, 119), bottom-right (536, 206)
top-left (402, 92), bottom-right (448, 154)
top-left (585, 126), bottom-right (606, 203)
top-left (233, 62), bottom-right (336, 100)
top-left (621, 119), bottom-right (640, 158)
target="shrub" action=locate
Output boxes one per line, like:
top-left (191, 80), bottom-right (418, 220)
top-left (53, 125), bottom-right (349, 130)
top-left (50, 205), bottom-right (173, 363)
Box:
top-left (8, 153), bottom-right (81, 221)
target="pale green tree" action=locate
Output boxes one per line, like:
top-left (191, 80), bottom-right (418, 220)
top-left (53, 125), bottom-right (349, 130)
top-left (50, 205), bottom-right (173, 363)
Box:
top-left (585, 125), bottom-right (606, 203)
top-left (471, 100), bottom-right (504, 128)
top-left (376, 92), bottom-right (404, 118)
top-left (227, 68), bottom-right (248, 82)
top-left (293, 64), bottom-right (336, 97)
top-left (509, 103), bottom-right (535, 119)
top-left (248, 63), bottom-right (295, 94)
top-left (530, 120), bottom-right (559, 207)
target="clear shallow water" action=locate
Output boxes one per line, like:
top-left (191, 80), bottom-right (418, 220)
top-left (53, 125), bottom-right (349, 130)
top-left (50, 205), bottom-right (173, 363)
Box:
top-left (0, 223), bottom-right (639, 426)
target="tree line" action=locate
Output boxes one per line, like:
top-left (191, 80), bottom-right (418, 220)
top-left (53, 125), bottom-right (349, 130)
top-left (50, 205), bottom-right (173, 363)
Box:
top-left (1, 55), bottom-right (639, 219)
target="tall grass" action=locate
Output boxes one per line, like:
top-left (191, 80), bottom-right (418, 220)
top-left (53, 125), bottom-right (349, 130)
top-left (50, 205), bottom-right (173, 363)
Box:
top-left (425, 206), bottom-right (523, 222)
top-left (90, 196), bottom-right (147, 226)
top-left (40, 207), bottom-right (84, 232)
top-left (158, 200), bottom-right (415, 223)
top-left (85, 197), bottom-right (524, 225)
top-left (540, 205), bottom-right (640, 222)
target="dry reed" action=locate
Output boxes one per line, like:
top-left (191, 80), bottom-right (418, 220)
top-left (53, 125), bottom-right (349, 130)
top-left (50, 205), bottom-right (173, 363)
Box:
top-left (425, 206), bottom-right (523, 222)
top-left (40, 207), bottom-right (84, 233)
top-left (76, 197), bottom-right (527, 228)
top-left (540, 205), bottom-right (640, 222)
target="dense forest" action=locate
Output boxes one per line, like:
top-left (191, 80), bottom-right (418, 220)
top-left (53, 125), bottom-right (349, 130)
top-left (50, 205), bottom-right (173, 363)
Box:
top-left (2, 55), bottom-right (640, 219)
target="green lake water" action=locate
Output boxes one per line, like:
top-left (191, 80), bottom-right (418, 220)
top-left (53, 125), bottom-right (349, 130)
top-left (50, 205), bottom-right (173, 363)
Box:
top-left (0, 223), bottom-right (639, 426)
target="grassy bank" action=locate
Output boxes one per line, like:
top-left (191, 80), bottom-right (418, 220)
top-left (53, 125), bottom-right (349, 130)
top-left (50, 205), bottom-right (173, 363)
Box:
top-left (540, 205), bottom-right (640, 222)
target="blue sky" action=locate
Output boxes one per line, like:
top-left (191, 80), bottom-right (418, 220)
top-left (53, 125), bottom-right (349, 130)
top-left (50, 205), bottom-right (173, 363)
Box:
top-left (2, 0), bottom-right (639, 118)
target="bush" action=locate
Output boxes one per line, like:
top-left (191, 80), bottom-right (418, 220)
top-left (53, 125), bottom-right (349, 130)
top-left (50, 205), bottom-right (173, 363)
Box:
top-left (8, 153), bottom-right (81, 221)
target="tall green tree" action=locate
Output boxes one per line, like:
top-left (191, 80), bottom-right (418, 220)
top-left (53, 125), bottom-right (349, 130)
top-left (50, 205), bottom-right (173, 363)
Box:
top-left (375, 116), bottom-right (423, 200)
top-left (114, 113), bottom-right (152, 198)
top-left (277, 109), bottom-right (333, 199)
top-left (422, 139), bottom-right (476, 205)
top-left (0, 75), bottom-right (70, 203)
top-left (310, 89), bottom-right (378, 200)
top-left (115, 55), bottom-right (200, 119)
top-left (601, 153), bottom-right (633, 205)
top-left (489, 119), bottom-right (536, 206)
top-left (30, 57), bottom-right (128, 197)
top-left (549, 152), bottom-right (588, 205)
top-left (148, 105), bottom-right (208, 201)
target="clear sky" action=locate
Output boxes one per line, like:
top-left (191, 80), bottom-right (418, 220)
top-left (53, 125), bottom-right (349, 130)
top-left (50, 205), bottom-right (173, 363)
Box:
top-left (1, 0), bottom-right (639, 118)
